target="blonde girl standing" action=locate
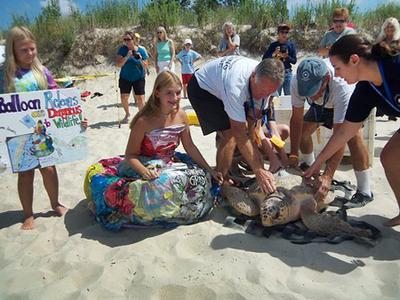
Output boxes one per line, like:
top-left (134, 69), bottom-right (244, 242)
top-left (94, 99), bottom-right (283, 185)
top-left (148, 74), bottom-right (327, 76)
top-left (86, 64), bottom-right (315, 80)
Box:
top-left (1, 26), bottom-right (67, 230)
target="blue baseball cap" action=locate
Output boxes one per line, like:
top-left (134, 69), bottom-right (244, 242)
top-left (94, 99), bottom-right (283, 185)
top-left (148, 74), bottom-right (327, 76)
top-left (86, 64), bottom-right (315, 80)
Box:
top-left (297, 57), bottom-right (328, 97)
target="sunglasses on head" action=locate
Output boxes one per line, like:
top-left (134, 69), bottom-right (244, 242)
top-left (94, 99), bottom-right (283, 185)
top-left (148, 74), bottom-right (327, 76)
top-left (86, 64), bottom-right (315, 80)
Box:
top-left (333, 19), bottom-right (346, 24)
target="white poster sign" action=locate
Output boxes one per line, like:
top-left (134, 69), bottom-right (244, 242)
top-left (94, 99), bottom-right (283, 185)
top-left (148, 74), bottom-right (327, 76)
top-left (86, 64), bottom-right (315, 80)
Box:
top-left (0, 88), bottom-right (87, 174)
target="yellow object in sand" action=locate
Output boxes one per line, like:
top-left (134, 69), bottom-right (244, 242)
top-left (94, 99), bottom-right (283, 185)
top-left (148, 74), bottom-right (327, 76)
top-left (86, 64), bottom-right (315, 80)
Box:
top-left (270, 135), bottom-right (285, 149)
top-left (55, 73), bottom-right (113, 83)
top-left (187, 111), bottom-right (200, 126)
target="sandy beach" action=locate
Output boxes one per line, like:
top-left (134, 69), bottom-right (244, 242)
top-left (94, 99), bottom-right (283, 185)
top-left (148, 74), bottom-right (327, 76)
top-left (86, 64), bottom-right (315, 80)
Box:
top-left (1, 64), bottom-right (400, 299)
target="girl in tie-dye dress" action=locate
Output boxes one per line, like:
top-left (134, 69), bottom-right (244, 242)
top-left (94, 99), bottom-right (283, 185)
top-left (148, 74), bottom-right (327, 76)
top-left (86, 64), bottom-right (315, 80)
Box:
top-left (84, 71), bottom-right (223, 230)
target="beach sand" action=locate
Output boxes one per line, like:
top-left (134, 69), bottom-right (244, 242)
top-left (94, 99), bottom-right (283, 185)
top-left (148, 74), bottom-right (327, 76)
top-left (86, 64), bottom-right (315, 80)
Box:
top-left (1, 65), bottom-right (400, 299)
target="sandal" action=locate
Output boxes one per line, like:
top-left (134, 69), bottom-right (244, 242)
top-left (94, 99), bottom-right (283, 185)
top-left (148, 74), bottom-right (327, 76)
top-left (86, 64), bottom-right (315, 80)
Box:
top-left (81, 91), bottom-right (91, 98)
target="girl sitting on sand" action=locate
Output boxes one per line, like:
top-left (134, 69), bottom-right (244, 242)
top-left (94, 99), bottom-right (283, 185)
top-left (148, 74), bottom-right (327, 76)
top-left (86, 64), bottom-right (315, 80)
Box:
top-left (0, 26), bottom-right (67, 230)
top-left (85, 71), bottom-right (222, 229)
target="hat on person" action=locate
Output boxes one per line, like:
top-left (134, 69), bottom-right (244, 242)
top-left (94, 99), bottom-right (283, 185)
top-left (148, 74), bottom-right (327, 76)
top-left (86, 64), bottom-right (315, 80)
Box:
top-left (296, 57), bottom-right (328, 97)
top-left (277, 24), bottom-right (290, 32)
top-left (184, 38), bottom-right (193, 45)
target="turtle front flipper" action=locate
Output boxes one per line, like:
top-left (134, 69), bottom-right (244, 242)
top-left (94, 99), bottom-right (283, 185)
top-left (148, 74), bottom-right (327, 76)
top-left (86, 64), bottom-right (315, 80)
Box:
top-left (221, 185), bottom-right (260, 216)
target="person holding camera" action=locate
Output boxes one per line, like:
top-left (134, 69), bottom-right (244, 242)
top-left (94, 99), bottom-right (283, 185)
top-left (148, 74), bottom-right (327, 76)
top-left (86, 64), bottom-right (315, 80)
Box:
top-left (116, 30), bottom-right (149, 122)
top-left (263, 24), bottom-right (297, 96)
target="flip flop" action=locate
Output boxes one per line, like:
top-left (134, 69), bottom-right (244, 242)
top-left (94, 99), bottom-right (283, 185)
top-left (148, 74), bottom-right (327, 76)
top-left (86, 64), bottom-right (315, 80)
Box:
top-left (91, 92), bottom-right (104, 99)
top-left (81, 91), bottom-right (91, 98)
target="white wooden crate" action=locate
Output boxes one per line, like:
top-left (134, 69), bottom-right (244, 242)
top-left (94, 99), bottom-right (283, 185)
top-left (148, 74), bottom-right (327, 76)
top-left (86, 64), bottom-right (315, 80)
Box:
top-left (273, 96), bottom-right (375, 166)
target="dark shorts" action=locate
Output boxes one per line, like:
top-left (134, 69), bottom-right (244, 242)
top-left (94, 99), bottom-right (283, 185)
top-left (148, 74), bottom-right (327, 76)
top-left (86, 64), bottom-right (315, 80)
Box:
top-left (119, 77), bottom-right (145, 95)
top-left (181, 73), bottom-right (193, 85)
top-left (187, 75), bottom-right (230, 135)
top-left (303, 105), bottom-right (334, 129)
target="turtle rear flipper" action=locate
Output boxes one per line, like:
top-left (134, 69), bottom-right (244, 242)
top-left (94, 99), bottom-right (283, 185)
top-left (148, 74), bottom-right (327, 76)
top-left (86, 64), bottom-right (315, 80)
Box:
top-left (302, 211), bottom-right (377, 239)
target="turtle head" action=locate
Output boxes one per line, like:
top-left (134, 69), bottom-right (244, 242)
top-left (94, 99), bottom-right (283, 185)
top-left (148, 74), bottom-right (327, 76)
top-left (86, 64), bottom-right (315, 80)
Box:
top-left (260, 196), bottom-right (290, 226)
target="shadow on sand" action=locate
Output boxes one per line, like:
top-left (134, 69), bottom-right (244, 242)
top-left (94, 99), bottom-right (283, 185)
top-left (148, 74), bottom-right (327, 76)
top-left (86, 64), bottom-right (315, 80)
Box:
top-left (210, 213), bottom-right (400, 275)
top-left (0, 210), bottom-right (59, 229)
top-left (64, 199), bottom-right (175, 247)
top-left (89, 120), bottom-right (122, 129)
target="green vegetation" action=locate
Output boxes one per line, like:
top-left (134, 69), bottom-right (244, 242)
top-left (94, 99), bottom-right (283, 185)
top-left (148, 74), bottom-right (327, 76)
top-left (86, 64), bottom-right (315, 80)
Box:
top-left (3, 0), bottom-right (400, 59)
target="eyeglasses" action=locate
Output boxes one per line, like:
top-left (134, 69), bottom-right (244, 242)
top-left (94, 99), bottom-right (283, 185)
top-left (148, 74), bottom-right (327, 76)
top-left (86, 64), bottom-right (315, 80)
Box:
top-left (279, 31), bottom-right (289, 34)
top-left (333, 19), bottom-right (346, 24)
top-left (123, 38), bottom-right (133, 41)
top-left (157, 31), bottom-right (163, 34)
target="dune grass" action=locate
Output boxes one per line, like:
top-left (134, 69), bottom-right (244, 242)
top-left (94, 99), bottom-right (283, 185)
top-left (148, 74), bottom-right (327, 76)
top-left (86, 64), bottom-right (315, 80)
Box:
top-left (3, 0), bottom-right (400, 57)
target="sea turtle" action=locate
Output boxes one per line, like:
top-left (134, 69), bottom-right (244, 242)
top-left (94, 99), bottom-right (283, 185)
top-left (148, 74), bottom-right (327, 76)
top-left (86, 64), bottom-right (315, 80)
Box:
top-left (221, 168), bottom-right (373, 239)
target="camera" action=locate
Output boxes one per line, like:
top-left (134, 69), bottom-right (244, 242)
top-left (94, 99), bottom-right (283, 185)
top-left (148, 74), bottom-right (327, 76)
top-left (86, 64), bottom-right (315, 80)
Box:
top-left (280, 45), bottom-right (287, 53)
top-left (131, 50), bottom-right (141, 59)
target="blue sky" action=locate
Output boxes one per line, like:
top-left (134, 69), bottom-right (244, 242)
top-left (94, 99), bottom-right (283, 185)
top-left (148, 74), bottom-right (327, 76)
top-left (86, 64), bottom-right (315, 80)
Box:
top-left (0, 0), bottom-right (397, 30)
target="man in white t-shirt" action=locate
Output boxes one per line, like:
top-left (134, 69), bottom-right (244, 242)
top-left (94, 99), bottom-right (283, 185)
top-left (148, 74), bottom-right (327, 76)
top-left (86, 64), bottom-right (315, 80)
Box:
top-left (289, 57), bottom-right (373, 206)
top-left (187, 56), bottom-right (284, 194)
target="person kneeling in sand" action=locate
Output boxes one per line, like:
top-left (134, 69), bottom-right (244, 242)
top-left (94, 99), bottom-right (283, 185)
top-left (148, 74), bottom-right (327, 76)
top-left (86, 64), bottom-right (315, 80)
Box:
top-left (187, 56), bottom-right (284, 194)
top-left (227, 96), bottom-right (289, 178)
top-left (289, 57), bottom-right (373, 206)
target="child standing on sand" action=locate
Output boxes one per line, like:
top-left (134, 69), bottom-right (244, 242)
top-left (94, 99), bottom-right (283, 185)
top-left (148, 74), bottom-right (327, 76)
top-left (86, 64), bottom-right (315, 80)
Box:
top-left (0, 26), bottom-right (67, 230)
top-left (176, 39), bottom-right (201, 99)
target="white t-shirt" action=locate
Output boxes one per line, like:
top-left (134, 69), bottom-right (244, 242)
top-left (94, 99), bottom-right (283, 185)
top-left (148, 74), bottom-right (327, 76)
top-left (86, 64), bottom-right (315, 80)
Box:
top-left (195, 56), bottom-right (265, 122)
top-left (290, 59), bottom-right (354, 124)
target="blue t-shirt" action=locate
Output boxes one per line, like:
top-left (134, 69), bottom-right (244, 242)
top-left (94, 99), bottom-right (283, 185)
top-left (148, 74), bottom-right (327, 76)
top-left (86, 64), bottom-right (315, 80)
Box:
top-left (118, 45), bottom-right (148, 82)
top-left (176, 49), bottom-right (201, 74)
top-left (262, 41), bottom-right (297, 70)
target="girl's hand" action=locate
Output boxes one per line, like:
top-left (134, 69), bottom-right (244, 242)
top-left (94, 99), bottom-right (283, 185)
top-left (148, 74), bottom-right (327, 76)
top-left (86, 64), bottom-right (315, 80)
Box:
top-left (210, 169), bottom-right (224, 185)
top-left (314, 173), bottom-right (332, 202)
top-left (141, 168), bottom-right (160, 180)
top-left (303, 161), bottom-right (322, 179)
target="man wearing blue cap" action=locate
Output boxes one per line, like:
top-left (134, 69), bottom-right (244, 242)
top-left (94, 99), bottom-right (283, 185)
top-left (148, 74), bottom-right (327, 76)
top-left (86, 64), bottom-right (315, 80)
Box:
top-left (289, 57), bottom-right (373, 206)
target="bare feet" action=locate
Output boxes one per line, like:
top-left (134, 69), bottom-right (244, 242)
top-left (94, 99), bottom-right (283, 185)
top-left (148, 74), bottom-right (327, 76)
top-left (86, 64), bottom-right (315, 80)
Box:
top-left (53, 204), bottom-right (68, 216)
top-left (384, 215), bottom-right (400, 227)
top-left (121, 114), bottom-right (130, 124)
top-left (21, 216), bottom-right (35, 230)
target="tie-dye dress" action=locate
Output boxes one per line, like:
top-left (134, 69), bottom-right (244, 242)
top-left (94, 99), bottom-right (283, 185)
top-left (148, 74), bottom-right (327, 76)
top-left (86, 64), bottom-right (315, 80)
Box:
top-left (84, 124), bottom-right (213, 230)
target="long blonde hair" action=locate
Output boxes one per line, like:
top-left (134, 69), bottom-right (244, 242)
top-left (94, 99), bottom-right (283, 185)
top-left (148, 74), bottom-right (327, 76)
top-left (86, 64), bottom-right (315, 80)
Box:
top-left (130, 71), bottom-right (182, 129)
top-left (376, 17), bottom-right (400, 43)
top-left (4, 26), bottom-right (47, 93)
top-left (156, 26), bottom-right (169, 42)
